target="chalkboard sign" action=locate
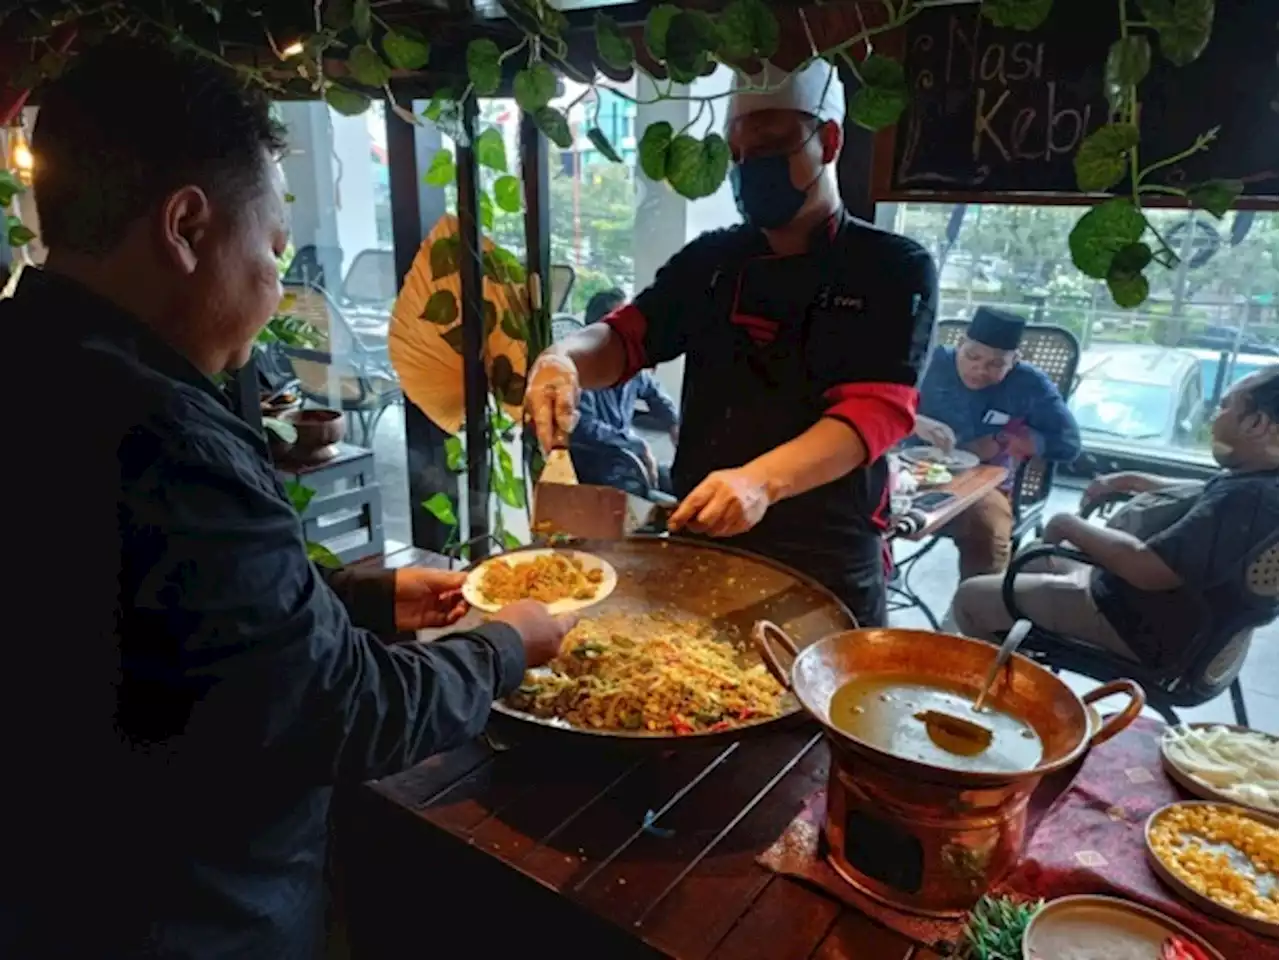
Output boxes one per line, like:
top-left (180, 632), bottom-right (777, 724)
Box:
top-left (886, 0), bottom-right (1278, 202)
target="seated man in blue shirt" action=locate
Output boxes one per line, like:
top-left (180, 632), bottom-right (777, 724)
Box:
top-left (954, 367), bottom-right (1279, 668)
top-left (913, 307), bottom-right (1081, 578)
top-left (570, 288), bottom-right (680, 495)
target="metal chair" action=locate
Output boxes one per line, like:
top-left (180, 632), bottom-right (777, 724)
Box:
top-left (275, 282), bottom-right (402, 447)
top-left (932, 318), bottom-right (1081, 547)
top-left (999, 492), bottom-right (1277, 725)
top-left (549, 263), bottom-right (575, 313)
top-left (340, 248), bottom-right (397, 310)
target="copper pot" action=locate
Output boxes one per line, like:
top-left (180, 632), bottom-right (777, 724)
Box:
top-left (753, 623), bottom-right (1145, 916)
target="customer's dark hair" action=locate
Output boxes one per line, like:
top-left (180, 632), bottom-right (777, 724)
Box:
top-left (33, 39), bottom-right (287, 254)
top-left (1240, 365), bottom-right (1280, 424)
top-left (584, 287), bottom-right (626, 326)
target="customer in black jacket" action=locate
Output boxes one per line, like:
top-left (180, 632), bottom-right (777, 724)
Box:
top-left (0, 40), bottom-right (572, 959)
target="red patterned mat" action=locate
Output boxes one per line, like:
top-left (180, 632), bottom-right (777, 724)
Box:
top-left (759, 717), bottom-right (1277, 959)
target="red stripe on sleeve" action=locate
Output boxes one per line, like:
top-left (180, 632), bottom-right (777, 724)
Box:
top-left (823, 383), bottom-right (919, 462)
top-left (603, 304), bottom-right (649, 382)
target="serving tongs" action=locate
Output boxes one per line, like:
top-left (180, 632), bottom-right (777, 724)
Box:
top-left (915, 619), bottom-right (1031, 756)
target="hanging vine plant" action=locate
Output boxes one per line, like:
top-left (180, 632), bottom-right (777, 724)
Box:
top-left (0, 0), bottom-right (1240, 314)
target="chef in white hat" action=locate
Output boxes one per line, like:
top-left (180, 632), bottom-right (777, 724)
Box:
top-left (525, 60), bottom-right (939, 626)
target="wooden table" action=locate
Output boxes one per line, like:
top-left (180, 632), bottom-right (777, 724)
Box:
top-left (893, 465), bottom-right (1009, 541)
top-left (337, 546), bottom-right (944, 960)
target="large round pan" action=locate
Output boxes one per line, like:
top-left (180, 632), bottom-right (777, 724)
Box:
top-left (458, 537), bottom-right (855, 750)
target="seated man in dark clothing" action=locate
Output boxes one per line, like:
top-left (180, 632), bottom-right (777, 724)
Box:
top-left (1, 42), bottom-right (574, 960)
top-left (954, 367), bottom-right (1279, 669)
top-left (570, 288), bottom-right (680, 495)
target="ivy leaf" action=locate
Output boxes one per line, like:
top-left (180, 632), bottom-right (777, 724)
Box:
top-left (587, 127), bottom-right (623, 163)
top-left (491, 357), bottom-right (529, 417)
top-left (0, 169), bottom-right (22, 207)
top-left (1187, 178), bottom-right (1243, 219)
top-left (500, 530), bottom-right (523, 550)
top-left (283, 478), bottom-right (316, 514)
top-left (6, 220), bottom-right (34, 246)
top-left (501, 309), bottom-right (528, 341)
top-left (717, 0), bottom-right (779, 60)
top-left (639, 121), bottom-right (674, 182)
top-left (1106, 270), bottom-right (1150, 308)
top-left (513, 62), bottom-right (556, 113)
top-left (422, 492), bottom-right (458, 527)
top-left (352, 0), bottom-right (371, 38)
top-left (323, 0), bottom-right (353, 31)
top-left (325, 85), bottom-right (371, 116)
top-left (424, 91), bottom-right (467, 144)
top-left (423, 148), bottom-right (456, 187)
top-left (347, 44), bottom-right (391, 88)
top-left (467, 38), bottom-right (502, 95)
top-left (849, 54), bottom-right (910, 130)
top-left (1073, 123), bottom-right (1140, 193)
top-left (423, 88), bottom-right (454, 123)
top-left (475, 128), bottom-right (508, 172)
top-left (444, 436), bottom-right (465, 472)
top-left (644, 4), bottom-right (681, 61)
top-left (532, 106), bottom-right (572, 149)
top-left (594, 13), bottom-right (635, 71)
top-left (484, 248), bottom-right (527, 284)
top-left (307, 542), bottom-right (343, 570)
top-left (1138, 0), bottom-right (1214, 66)
top-left (441, 324), bottom-right (466, 355)
top-left (981, 0), bottom-right (1053, 29)
top-left (429, 236), bottom-right (460, 279)
top-left (1068, 197), bottom-right (1147, 279)
top-left (1111, 241), bottom-right (1154, 276)
top-left (382, 28), bottom-right (431, 70)
top-left (423, 290), bottom-right (459, 325)
top-left (494, 175), bottom-right (523, 213)
top-left (665, 133), bottom-right (730, 201)
top-left (479, 191), bottom-right (495, 230)
top-left (665, 11), bottom-right (718, 83)
top-left (1104, 36), bottom-right (1151, 114)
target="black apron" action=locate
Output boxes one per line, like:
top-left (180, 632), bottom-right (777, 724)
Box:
top-left (671, 216), bottom-right (890, 626)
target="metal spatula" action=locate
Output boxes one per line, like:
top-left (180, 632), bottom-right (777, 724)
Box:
top-left (540, 447), bottom-right (579, 485)
top-left (531, 481), bottom-right (673, 542)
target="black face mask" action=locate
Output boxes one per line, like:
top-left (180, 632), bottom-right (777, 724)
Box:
top-left (729, 128), bottom-right (825, 230)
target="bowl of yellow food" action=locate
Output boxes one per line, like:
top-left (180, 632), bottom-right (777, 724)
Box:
top-left (1144, 800), bottom-right (1279, 937)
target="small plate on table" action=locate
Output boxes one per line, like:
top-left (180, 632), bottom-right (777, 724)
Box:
top-left (1145, 800), bottom-right (1279, 938)
top-left (900, 446), bottom-right (980, 471)
top-left (463, 548), bottom-right (617, 615)
top-left (1023, 894), bottom-right (1225, 959)
top-left (1160, 722), bottom-right (1279, 816)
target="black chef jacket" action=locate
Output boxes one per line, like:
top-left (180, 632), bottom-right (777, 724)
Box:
top-left (0, 269), bottom-right (527, 959)
top-left (606, 212), bottom-right (938, 625)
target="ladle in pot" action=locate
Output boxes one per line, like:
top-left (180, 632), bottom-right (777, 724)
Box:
top-left (915, 619), bottom-right (1032, 756)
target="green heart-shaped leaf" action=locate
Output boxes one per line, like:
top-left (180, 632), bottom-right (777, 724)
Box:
top-left (1106, 270), bottom-right (1150, 308)
top-left (423, 148), bottom-right (456, 187)
top-left (347, 44), bottom-right (390, 88)
top-left (323, 0), bottom-right (353, 31)
top-left (514, 62), bottom-right (556, 113)
top-left (981, 0), bottom-right (1053, 30)
top-left (466, 38), bottom-right (502, 95)
top-left (639, 121), bottom-right (674, 182)
top-left (665, 11), bottom-right (717, 82)
top-left (1110, 241), bottom-right (1154, 275)
top-left (1103, 37), bottom-right (1151, 114)
top-left (353, 0), bottom-right (371, 39)
top-left (644, 4), bottom-right (681, 61)
top-left (717, 0), bottom-right (779, 60)
top-left (1073, 123), bottom-right (1140, 193)
top-left (587, 127), bottom-right (623, 163)
top-left (382, 28), bottom-right (430, 70)
top-left (430, 236), bottom-right (460, 279)
top-left (501, 309), bottom-right (528, 341)
top-left (480, 191), bottom-right (495, 230)
top-left (6, 222), bottom-right (33, 246)
top-left (500, 530), bottom-right (523, 550)
top-left (422, 491), bottom-right (458, 526)
top-left (849, 55), bottom-right (910, 131)
top-left (1187, 179), bottom-right (1243, 219)
top-left (476, 128), bottom-right (508, 172)
top-left (532, 106), bottom-right (572, 149)
top-left (594, 13), bottom-right (635, 71)
top-left (666, 133), bottom-right (730, 200)
top-left (325, 85), bottom-right (371, 116)
top-left (1068, 197), bottom-right (1147, 279)
top-left (444, 436), bottom-right (465, 472)
top-left (1138, 0), bottom-right (1214, 66)
top-left (494, 175), bottom-right (523, 213)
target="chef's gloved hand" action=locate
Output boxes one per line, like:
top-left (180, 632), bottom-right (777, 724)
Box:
top-left (668, 468), bottom-right (771, 538)
top-left (525, 352), bottom-right (581, 452)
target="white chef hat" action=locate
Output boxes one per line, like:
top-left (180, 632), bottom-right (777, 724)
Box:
top-left (725, 60), bottom-right (846, 130)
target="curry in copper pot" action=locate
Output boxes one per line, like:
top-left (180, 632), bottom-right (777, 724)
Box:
top-left (828, 675), bottom-right (1044, 774)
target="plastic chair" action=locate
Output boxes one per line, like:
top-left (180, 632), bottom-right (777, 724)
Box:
top-left (340, 249), bottom-right (397, 309)
top-left (549, 263), bottom-right (575, 313)
top-left (275, 282), bottom-right (402, 447)
top-left (933, 318), bottom-right (1081, 546)
top-left (999, 492), bottom-right (1278, 725)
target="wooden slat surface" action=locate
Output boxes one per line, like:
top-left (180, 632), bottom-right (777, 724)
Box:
top-left (344, 549), bottom-right (920, 960)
